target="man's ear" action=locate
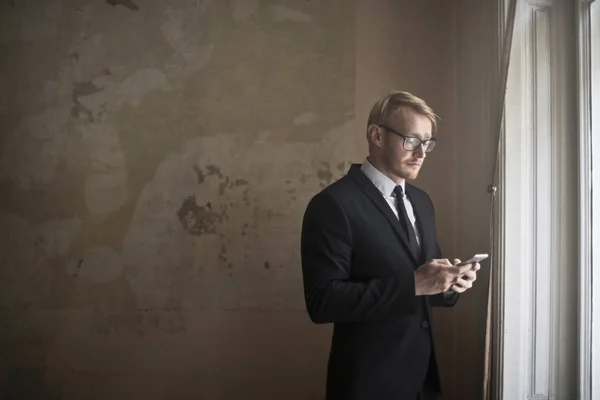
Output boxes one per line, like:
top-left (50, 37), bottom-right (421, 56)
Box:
top-left (366, 124), bottom-right (382, 147)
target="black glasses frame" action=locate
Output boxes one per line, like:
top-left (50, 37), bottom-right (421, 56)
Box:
top-left (377, 124), bottom-right (437, 152)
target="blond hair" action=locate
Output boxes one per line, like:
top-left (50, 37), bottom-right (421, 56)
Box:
top-left (367, 90), bottom-right (439, 133)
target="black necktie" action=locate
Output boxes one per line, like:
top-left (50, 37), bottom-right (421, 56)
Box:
top-left (393, 185), bottom-right (421, 261)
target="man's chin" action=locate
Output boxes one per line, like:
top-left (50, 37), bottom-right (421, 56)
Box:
top-left (399, 169), bottom-right (420, 181)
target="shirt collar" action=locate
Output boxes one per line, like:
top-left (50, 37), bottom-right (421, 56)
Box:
top-left (360, 158), bottom-right (405, 198)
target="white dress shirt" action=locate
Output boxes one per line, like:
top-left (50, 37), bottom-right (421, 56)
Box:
top-left (360, 160), bottom-right (460, 303)
top-left (360, 159), bottom-right (421, 246)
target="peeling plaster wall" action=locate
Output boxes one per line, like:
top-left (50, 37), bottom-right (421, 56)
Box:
top-left (0, 1), bottom-right (354, 398)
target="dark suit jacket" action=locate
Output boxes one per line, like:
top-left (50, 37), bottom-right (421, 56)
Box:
top-left (300, 164), bottom-right (459, 400)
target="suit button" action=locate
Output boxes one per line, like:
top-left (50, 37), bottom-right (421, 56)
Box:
top-left (421, 321), bottom-right (430, 329)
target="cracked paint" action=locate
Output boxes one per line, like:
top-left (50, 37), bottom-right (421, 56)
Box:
top-left (71, 80), bottom-right (104, 121)
top-left (106, 0), bottom-right (140, 11)
top-left (72, 68), bottom-right (170, 122)
top-left (317, 162), bottom-right (334, 186)
top-left (71, 70), bottom-right (112, 121)
top-left (66, 246), bottom-right (122, 283)
top-left (119, 119), bottom-right (353, 309)
top-left (177, 195), bottom-right (223, 236)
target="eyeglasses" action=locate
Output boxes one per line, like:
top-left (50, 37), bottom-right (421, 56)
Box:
top-left (378, 124), bottom-right (437, 152)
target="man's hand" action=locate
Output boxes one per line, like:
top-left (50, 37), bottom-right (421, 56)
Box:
top-left (414, 259), bottom-right (475, 296)
top-left (448, 258), bottom-right (480, 293)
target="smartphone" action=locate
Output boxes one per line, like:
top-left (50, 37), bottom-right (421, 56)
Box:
top-left (457, 253), bottom-right (489, 266)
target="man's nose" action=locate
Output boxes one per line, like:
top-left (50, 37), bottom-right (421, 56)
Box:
top-left (414, 144), bottom-right (426, 158)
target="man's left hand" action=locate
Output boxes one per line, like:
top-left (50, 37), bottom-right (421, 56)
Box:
top-left (449, 259), bottom-right (480, 293)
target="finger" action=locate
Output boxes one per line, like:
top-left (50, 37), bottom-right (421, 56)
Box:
top-left (462, 271), bottom-right (477, 281)
top-left (454, 278), bottom-right (473, 289)
top-left (452, 258), bottom-right (461, 265)
top-left (431, 259), bottom-right (451, 267)
top-left (451, 284), bottom-right (467, 293)
top-left (449, 263), bottom-right (474, 275)
top-left (452, 279), bottom-right (465, 289)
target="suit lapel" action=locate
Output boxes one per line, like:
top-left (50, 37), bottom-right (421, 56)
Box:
top-left (406, 184), bottom-right (433, 261)
top-left (347, 165), bottom-right (418, 265)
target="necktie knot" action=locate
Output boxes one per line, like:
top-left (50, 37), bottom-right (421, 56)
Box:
top-left (393, 184), bottom-right (422, 262)
top-left (393, 185), bottom-right (404, 199)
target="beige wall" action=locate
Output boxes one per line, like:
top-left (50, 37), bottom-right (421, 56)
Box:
top-left (0, 1), bottom-right (353, 398)
top-left (453, 0), bottom-right (499, 399)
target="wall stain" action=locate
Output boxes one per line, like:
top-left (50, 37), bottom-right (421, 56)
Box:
top-left (106, 0), bottom-right (140, 11)
top-left (206, 164), bottom-right (222, 177)
top-left (71, 82), bottom-right (103, 121)
top-left (152, 310), bottom-right (187, 334)
top-left (219, 176), bottom-right (229, 195)
top-left (193, 164), bottom-right (224, 184)
top-left (285, 185), bottom-right (296, 201)
top-left (193, 165), bottom-right (205, 183)
top-left (89, 309), bottom-right (187, 337)
top-left (70, 70), bottom-right (111, 121)
top-left (191, 166), bottom-right (250, 196)
top-left (317, 162), bottom-right (333, 185)
top-left (73, 259), bottom-right (83, 278)
top-left (176, 195), bottom-right (223, 236)
top-left (217, 175), bottom-right (249, 195)
top-left (219, 244), bottom-right (234, 269)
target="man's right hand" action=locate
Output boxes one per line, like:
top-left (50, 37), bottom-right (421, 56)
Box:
top-left (414, 259), bottom-right (474, 296)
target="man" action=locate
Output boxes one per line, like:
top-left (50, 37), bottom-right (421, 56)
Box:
top-left (300, 91), bottom-right (480, 400)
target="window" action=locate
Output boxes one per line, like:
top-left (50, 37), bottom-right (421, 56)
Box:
top-left (500, 0), bottom-right (577, 398)
top-left (578, 1), bottom-right (599, 398)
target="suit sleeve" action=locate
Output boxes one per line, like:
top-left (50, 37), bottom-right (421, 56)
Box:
top-left (429, 287), bottom-right (460, 307)
top-left (301, 191), bottom-right (418, 324)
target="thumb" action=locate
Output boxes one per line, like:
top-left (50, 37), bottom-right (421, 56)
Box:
top-left (452, 258), bottom-right (461, 265)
